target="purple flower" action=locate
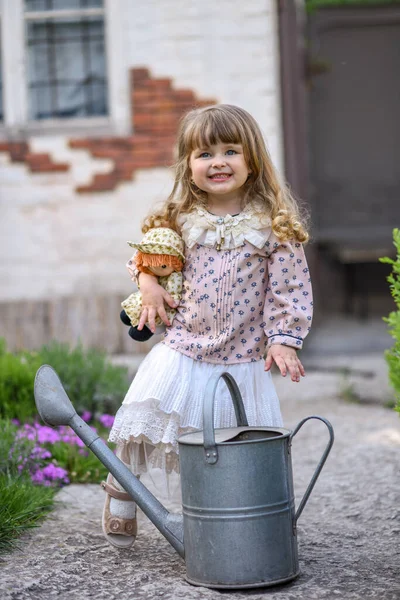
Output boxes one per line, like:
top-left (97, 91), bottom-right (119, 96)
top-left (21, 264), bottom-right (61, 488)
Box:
top-left (31, 463), bottom-right (69, 486)
top-left (31, 469), bottom-right (45, 484)
top-left (99, 414), bottom-right (115, 429)
top-left (56, 427), bottom-right (79, 446)
top-left (30, 446), bottom-right (52, 460)
top-left (16, 424), bottom-right (37, 441)
top-left (74, 436), bottom-right (85, 448)
top-left (34, 424), bottom-right (61, 444)
top-left (58, 426), bottom-right (85, 447)
top-left (81, 411), bottom-right (92, 423)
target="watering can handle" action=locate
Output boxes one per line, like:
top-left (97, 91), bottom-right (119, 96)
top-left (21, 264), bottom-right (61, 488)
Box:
top-left (203, 372), bottom-right (249, 464)
top-left (290, 416), bottom-right (334, 523)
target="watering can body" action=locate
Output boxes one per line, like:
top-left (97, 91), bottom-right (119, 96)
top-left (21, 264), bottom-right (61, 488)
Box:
top-left (34, 366), bottom-right (334, 590)
top-left (178, 372), bottom-right (334, 589)
top-left (179, 427), bottom-right (298, 588)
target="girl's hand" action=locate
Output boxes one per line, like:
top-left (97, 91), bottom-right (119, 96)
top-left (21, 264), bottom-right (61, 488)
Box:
top-left (137, 272), bottom-right (178, 333)
top-left (264, 345), bottom-right (305, 383)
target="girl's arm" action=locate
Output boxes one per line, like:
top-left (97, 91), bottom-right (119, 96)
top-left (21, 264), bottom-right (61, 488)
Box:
top-left (263, 235), bottom-right (313, 382)
top-left (137, 272), bottom-right (179, 333)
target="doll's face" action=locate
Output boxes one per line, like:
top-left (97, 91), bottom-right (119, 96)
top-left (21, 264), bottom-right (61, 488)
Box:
top-left (148, 265), bottom-right (175, 277)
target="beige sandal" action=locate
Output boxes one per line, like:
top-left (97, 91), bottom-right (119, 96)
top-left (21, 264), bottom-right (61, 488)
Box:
top-left (101, 474), bottom-right (137, 548)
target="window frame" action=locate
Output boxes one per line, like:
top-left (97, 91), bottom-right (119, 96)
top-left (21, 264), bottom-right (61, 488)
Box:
top-left (0, 0), bottom-right (130, 135)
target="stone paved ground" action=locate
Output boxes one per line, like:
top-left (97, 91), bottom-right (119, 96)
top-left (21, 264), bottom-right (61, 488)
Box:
top-left (1, 355), bottom-right (400, 600)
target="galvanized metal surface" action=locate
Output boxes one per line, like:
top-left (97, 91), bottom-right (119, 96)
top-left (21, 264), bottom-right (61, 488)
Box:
top-left (178, 372), bottom-right (334, 589)
top-left (290, 416), bottom-right (334, 523)
top-left (202, 372), bottom-right (248, 465)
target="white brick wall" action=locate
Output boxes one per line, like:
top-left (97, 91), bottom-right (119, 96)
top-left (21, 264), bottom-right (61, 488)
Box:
top-left (1, 0), bottom-right (283, 308)
top-left (118, 0), bottom-right (283, 167)
top-left (0, 149), bottom-right (173, 301)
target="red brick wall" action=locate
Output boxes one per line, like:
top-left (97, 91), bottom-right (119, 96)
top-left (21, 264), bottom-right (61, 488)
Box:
top-left (0, 68), bottom-right (215, 192)
top-left (70, 68), bottom-right (216, 192)
top-left (0, 141), bottom-right (69, 172)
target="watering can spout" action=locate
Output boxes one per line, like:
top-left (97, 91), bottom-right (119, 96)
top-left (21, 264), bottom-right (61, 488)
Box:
top-left (34, 364), bottom-right (77, 427)
top-left (34, 365), bottom-right (184, 557)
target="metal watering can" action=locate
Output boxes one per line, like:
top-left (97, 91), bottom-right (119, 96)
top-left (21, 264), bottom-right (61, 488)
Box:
top-left (34, 366), bottom-right (334, 590)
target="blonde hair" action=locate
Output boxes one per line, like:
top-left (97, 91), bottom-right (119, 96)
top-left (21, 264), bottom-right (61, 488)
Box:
top-left (143, 104), bottom-right (309, 243)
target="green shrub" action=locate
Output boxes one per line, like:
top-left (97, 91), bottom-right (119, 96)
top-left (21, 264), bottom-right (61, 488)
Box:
top-left (49, 440), bottom-right (109, 484)
top-left (0, 340), bottom-right (129, 422)
top-left (0, 415), bottom-right (109, 554)
top-left (38, 342), bottom-right (129, 416)
top-left (0, 348), bottom-right (42, 424)
top-left (10, 419), bottom-right (111, 485)
top-left (0, 419), bottom-right (56, 554)
top-left (380, 228), bottom-right (400, 411)
top-left (306, 0), bottom-right (400, 12)
top-left (0, 419), bottom-right (30, 477)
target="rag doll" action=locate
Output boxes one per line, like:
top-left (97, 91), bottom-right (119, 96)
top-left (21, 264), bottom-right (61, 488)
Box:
top-left (120, 227), bottom-right (184, 342)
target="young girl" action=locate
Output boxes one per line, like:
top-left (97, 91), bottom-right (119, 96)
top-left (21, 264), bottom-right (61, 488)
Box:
top-left (101, 104), bottom-right (313, 548)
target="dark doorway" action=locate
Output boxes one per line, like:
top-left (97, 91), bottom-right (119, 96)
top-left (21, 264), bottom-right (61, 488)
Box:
top-left (306, 6), bottom-right (400, 316)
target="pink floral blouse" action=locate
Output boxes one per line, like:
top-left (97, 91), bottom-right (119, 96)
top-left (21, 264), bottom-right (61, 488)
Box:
top-left (161, 203), bottom-right (313, 364)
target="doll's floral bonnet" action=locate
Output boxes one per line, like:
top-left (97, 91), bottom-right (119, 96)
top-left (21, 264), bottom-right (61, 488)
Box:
top-left (127, 227), bottom-right (185, 260)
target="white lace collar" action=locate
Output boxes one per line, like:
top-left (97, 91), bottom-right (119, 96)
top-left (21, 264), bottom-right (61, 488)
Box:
top-left (178, 202), bottom-right (271, 251)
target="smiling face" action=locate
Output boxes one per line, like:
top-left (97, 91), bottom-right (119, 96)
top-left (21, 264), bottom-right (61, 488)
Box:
top-left (189, 142), bottom-right (251, 209)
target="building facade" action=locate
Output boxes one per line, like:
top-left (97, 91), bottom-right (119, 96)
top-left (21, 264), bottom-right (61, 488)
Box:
top-left (0, 0), bottom-right (285, 352)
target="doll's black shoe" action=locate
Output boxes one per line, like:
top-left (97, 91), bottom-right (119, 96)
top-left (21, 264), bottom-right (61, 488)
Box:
top-left (120, 310), bottom-right (131, 326)
top-left (128, 325), bottom-right (154, 342)
top-left (121, 309), bottom-right (154, 341)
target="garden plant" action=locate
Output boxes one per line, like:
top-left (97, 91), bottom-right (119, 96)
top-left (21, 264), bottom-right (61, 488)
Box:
top-left (0, 340), bottom-right (129, 554)
top-left (380, 228), bottom-right (400, 410)
top-left (305, 0), bottom-right (400, 12)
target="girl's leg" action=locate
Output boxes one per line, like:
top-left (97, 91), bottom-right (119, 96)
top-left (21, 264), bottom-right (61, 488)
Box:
top-left (101, 443), bottom-right (138, 549)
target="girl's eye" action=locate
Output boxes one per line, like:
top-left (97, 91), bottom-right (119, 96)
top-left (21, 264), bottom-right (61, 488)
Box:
top-left (226, 149), bottom-right (237, 155)
top-left (199, 152), bottom-right (211, 158)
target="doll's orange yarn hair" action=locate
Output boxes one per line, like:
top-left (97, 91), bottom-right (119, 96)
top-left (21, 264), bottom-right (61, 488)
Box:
top-left (135, 251), bottom-right (183, 275)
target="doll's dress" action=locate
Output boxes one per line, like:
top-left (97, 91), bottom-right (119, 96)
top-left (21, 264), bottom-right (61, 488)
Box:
top-left (121, 271), bottom-right (183, 328)
top-left (107, 201), bottom-right (306, 477)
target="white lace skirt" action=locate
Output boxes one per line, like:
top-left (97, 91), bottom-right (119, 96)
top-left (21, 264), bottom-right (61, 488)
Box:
top-left (109, 343), bottom-right (283, 476)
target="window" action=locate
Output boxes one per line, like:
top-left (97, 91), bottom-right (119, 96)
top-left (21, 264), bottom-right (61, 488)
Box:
top-left (25, 0), bottom-right (108, 120)
top-left (0, 1), bottom-right (130, 133)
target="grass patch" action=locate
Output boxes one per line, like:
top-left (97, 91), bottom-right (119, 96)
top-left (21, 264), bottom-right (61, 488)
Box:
top-left (0, 420), bottom-right (57, 555)
top-left (0, 474), bottom-right (56, 555)
top-left (0, 413), bottom-right (113, 553)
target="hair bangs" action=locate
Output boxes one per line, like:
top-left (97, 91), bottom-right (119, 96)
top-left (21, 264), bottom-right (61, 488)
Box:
top-left (185, 109), bottom-right (243, 152)
top-left (144, 104), bottom-right (309, 243)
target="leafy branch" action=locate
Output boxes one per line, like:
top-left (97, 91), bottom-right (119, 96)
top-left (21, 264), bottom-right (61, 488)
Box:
top-left (380, 229), bottom-right (400, 411)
